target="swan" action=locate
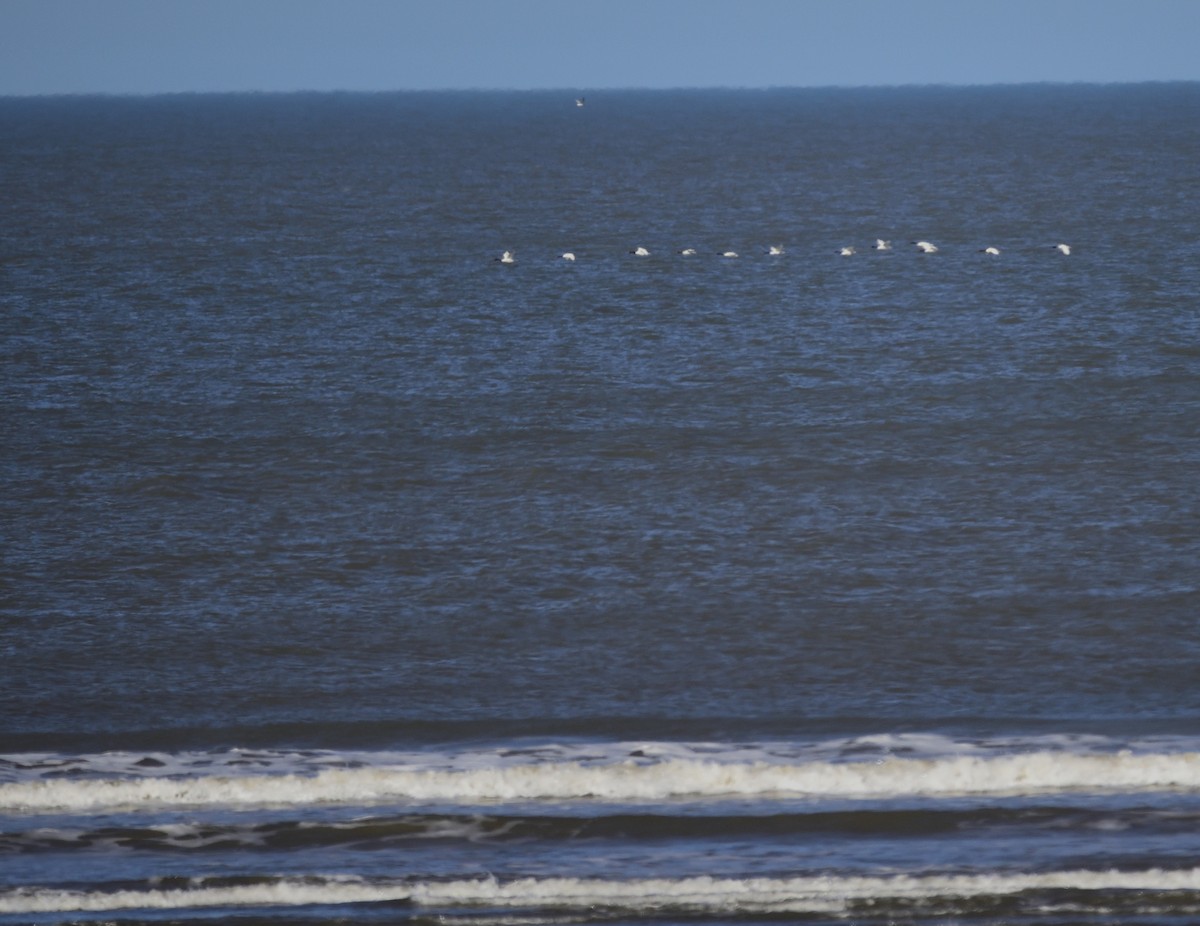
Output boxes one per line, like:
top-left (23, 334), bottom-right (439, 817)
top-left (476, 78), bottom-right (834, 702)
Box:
top-left (981, 246), bottom-right (1001, 255)
top-left (496, 250), bottom-right (515, 264)
top-left (630, 246), bottom-right (650, 256)
top-left (721, 250), bottom-right (739, 258)
top-left (874, 239), bottom-right (892, 251)
top-left (561, 252), bottom-right (576, 261)
top-left (678, 248), bottom-right (697, 256)
top-left (1054, 243), bottom-right (1071, 255)
top-left (913, 240), bottom-right (938, 253)
top-left (839, 246), bottom-right (856, 256)
top-left (768, 245), bottom-right (784, 255)
top-left (575, 97), bottom-right (585, 107)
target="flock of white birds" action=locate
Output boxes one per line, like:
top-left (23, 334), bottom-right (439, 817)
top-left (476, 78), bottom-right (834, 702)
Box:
top-left (495, 241), bottom-right (1071, 264)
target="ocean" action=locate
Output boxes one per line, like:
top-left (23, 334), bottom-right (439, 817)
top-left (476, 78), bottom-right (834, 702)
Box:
top-left (1, 83), bottom-right (1199, 924)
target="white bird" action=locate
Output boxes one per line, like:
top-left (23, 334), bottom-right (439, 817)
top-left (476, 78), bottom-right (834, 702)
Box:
top-left (1055, 243), bottom-right (1071, 255)
top-left (496, 250), bottom-right (515, 264)
top-left (561, 252), bottom-right (576, 261)
top-left (575, 97), bottom-right (585, 107)
top-left (721, 250), bottom-right (739, 258)
top-left (678, 248), bottom-right (697, 256)
top-left (630, 246), bottom-right (650, 256)
top-left (768, 245), bottom-right (785, 256)
top-left (913, 240), bottom-right (939, 253)
top-left (840, 246), bottom-right (856, 256)
top-left (874, 239), bottom-right (892, 251)
top-left (981, 246), bottom-right (1001, 255)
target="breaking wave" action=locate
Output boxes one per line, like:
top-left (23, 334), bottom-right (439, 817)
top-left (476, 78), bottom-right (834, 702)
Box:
top-left (5, 868), bottom-right (1200, 917)
top-left (3, 740), bottom-right (1200, 814)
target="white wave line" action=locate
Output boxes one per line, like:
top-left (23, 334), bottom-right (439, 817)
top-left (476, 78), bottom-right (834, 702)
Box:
top-left (5, 869), bottom-right (1200, 916)
top-left (4, 750), bottom-right (1200, 813)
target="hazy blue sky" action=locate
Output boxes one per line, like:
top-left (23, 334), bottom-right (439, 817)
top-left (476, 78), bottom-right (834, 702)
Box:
top-left (2, 0), bottom-right (1198, 96)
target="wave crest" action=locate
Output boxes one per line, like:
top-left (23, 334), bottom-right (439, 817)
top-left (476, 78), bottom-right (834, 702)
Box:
top-left (5, 868), bottom-right (1200, 916)
top-left (4, 748), bottom-right (1200, 813)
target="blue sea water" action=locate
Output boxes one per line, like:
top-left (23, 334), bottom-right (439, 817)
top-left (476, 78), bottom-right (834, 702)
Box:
top-left (2, 84), bottom-right (1200, 924)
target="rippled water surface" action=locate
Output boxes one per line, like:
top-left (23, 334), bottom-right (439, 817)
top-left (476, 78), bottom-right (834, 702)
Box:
top-left (2, 84), bottom-right (1200, 924)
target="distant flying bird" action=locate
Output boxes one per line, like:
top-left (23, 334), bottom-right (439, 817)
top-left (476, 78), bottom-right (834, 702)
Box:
top-left (913, 240), bottom-right (939, 253)
top-left (768, 245), bottom-right (785, 255)
top-left (575, 97), bottom-right (585, 107)
top-left (678, 248), bottom-right (697, 256)
top-left (630, 246), bottom-right (650, 256)
top-left (1054, 243), bottom-right (1071, 255)
top-left (981, 246), bottom-right (1001, 255)
top-left (561, 252), bottom-right (576, 261)
top-left (874, 239), bottom-right (892, 251)
top-left (840, 246), bottom-right (856, 256)
top-left (496, 250), bottom-right (515, 264)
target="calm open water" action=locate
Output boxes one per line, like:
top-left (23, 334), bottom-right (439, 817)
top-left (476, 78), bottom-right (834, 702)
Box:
top-left (2, 84), bottom-right (1200, 924)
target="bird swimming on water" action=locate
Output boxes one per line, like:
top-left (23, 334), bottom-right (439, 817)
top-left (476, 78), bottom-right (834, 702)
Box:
top-left (840, 246), bottom-right (856, 256)
top-left (913, 240), bottom-right (939, 253)
top-left (981, 246), bottom-right (1001, 255)
top-left (630, 246), bottom-right (650, 256)
top-left (874, 239), bottom-right (892, 251)
top-left (1054, 243), bottom-right (1071, 255)
top-left (496, 250), bottom-right (515, 264)
top-left (768, 245), bottom-right (784, 255)
top-left (561, 252), bottom-right (576, 261)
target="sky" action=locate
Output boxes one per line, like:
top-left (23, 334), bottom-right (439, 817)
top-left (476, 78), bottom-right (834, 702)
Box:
top-left (1, 0), bottom-right (1198, 96)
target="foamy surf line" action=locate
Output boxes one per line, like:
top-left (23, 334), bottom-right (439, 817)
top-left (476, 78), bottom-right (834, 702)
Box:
top-left (4, 869), bottom-right (1200, 916)
top-left (4, 750), bottom-right (1200, 813)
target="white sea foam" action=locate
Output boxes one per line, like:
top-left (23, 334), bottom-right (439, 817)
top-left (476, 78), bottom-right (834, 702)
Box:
top-left (4, 745), bottom-right (1200, 813)
top-left (4, 868), bottom-right (1200, 916)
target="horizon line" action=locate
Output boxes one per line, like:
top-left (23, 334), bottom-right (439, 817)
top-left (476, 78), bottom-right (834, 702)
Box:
top-left (3, 78), bottom-right (1199, 101)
